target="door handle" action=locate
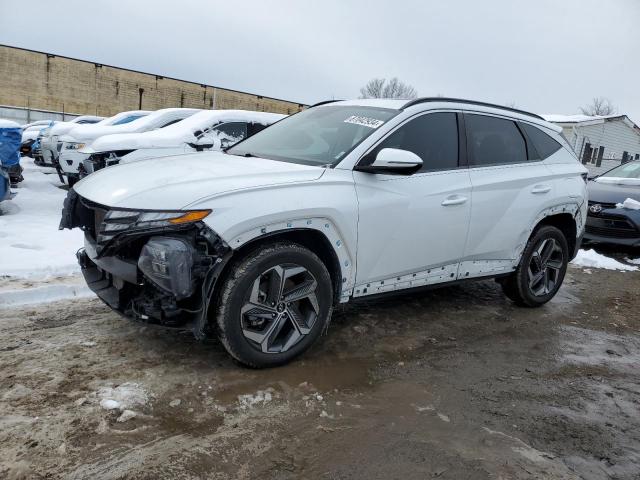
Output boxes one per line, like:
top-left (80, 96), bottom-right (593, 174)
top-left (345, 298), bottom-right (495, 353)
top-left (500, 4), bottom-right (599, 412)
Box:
top-left (441, 195), bottom-right (468, 206)
top-left (531, 185), bottom-right (551, 194)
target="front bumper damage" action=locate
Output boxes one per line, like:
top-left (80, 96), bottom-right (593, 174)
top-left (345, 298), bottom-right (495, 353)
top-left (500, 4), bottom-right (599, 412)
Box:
top-left (60, 189), bottom-right (231, 338)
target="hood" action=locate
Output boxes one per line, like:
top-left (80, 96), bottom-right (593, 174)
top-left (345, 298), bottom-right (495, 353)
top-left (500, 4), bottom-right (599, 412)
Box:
top-left (588, 180), bottom-right (640, 205)
top-left (73, 151), bottom-right (325, 209)
top-left (49, 121), bottom-right (80, 137)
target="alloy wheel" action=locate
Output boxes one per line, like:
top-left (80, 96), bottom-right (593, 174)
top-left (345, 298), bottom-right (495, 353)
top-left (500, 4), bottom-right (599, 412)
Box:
top-left (527, 237), bottom-right (564, 297)
top-left (240, 264), bottom-right (320, 353)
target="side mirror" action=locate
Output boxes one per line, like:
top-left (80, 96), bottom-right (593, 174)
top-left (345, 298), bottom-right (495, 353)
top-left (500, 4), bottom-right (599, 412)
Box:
top-left (355, 148), bottom-right (423, 174)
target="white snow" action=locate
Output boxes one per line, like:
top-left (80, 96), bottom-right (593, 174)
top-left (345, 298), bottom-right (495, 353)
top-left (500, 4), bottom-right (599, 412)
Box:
top-left (237, 389), bottom-right (274, 409)
top-left (0, 119), bottom-right (20, 128)
top-left (542, 113), bottom-right (621, 123)
top-left (97, 383), bottom-right (149, 411)
top-left (595, 177), bottom-right (640, 186)
top-left (571, 249), bottom-right (638, 272)
top-left (0, 283), bottom-right (92, 308)
top-left (88, 110), bottom-right (285, 152)
top-left (0, 157), bottom-right (85, 278)
top-left (67, 108), bottom-right (199, 143)
top-left (616, 198), bottom-right (640, 210)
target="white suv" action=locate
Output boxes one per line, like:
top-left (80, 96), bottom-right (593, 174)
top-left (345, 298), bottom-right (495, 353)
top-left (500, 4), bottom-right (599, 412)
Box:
top-left (60, 98), bottom-right (588, 367)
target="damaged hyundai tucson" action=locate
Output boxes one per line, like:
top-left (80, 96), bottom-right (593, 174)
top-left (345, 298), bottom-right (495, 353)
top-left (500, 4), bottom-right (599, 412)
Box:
top-left (61, 98), bottom-right (588, 368)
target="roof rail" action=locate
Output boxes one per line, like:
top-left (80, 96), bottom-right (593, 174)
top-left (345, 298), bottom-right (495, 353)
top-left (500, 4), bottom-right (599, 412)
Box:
top-left (309, 99), bottom-right (342, 108)
top-left (402, 97), bottom-right (544, 121)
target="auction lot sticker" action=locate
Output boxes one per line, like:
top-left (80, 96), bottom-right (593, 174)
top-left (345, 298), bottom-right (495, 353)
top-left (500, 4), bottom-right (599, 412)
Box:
top-left (344, 115), bottom-right (385, 129)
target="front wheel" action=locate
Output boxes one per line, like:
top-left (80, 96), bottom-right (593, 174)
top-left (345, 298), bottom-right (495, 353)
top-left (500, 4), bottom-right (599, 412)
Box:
top-left (215, 242), bottom-right (333, 368)
top-left (501, 225), bottom-right (569, 307)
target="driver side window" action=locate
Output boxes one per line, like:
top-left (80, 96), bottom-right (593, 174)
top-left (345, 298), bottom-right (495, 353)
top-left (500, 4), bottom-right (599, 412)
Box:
top-left (362, 112), bottom-right (459, 172)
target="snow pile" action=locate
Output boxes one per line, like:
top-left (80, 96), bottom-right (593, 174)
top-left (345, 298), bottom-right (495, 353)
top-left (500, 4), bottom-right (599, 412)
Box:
top-left (0, 283), bottom-right (91, 308)
top-left (0, 119), bottom-right (20, 128)
top-left (626, 257), bottom-right (640, 265)
top-left (237, 388), bottom-right (275, 410)
top-left (89, 110), bottom-right (285, 152)
top-left (0, 157), bottom-right (84, 278)
top-left (97, 382), bottom-right (150, 411)
top-left (571, 249), bottom-right (638, 272)
top-left (616, 198), bottom-right (640, 210)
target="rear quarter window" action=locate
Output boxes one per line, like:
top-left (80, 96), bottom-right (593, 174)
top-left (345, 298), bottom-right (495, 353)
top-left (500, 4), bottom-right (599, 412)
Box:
top-left (520, 123), bottom-right (562, 160)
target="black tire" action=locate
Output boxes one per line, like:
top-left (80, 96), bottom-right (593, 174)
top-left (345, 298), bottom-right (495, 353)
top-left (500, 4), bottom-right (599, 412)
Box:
top-left (67, 176), bottom-right (78, 188)
top-left (215, 242), bottom-right (333, 368)
top-left (501, 225), bottom-right (569, 307)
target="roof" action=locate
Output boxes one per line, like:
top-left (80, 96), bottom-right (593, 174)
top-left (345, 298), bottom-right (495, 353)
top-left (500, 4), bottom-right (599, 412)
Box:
top-left (318, 98), bottom-right (559, 132)
top-left (543, 113), bottom-right (640, 133)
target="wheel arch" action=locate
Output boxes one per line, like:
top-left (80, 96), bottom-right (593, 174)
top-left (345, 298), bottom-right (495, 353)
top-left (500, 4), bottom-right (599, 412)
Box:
top-left (217, 227), bottom-right (346, 305)
top-left (534, 212), bottom-right (577, 256)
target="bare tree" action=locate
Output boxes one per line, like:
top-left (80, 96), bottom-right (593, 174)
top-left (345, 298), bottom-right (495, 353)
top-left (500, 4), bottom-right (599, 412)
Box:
top-left (579, 97), bottom-right (617, 116)
top-left (359, 77), bottom-right (418, 99)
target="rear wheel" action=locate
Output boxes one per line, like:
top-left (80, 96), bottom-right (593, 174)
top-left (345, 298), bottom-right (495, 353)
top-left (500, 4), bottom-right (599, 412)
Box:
top-left (215, 242), bottom-right (333, 368)
top-left (501, 225), bottom-right (569, 307)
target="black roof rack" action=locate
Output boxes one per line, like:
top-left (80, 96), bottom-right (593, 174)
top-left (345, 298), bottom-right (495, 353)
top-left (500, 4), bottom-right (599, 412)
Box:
top-left (309, 99), bottom-right (343, 108)
top-left (402, 97), bottom-right (544, 120)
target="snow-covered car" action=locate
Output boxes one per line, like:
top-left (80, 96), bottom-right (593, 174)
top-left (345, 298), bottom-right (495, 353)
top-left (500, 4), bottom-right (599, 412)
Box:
top-left (59, 109), bottom-right (199, 186)
top-left (79, 110), bottom-right (286, 175)
top-left (584, 160), bottom-right (640, 247)
top-left (61, 98), bottom-right (588, 367)
top-left (21, 123), bottom-right (55, 158)
top-left (36, 115), bottom-right (104, 167)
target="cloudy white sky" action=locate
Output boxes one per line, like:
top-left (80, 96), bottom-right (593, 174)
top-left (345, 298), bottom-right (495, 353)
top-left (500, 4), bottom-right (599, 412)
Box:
top-left (1, 0), bottom-right (638, 122)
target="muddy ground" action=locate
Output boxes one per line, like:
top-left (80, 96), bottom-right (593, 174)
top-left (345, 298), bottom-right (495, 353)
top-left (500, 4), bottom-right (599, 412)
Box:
top-left (1, 263), bottom-right (639, 480)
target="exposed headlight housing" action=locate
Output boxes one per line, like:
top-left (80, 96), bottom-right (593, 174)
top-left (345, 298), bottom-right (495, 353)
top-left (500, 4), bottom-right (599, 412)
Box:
top-left (138, 237), bottom-right (196, 298)
top-left (97, 209), bottom-right (211, 247)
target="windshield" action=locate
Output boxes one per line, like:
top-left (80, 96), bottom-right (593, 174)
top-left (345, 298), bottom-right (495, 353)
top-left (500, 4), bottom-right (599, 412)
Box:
top-left (227, 106), bottom-right (398, 166)
top-left (113, 115), bottom-right (145, 126)
top-left (600, 161), bottom-right (640, 179)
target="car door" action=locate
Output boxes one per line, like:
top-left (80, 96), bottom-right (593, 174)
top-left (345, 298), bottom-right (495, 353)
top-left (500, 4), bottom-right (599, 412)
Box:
top-left (352, 111), bottom-right (472, 295)
top-left (462, 112), bottom-right (556, 270)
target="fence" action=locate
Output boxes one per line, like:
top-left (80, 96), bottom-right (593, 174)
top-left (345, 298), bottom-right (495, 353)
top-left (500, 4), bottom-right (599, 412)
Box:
top-left (0, 105), bottom-right (79, 125)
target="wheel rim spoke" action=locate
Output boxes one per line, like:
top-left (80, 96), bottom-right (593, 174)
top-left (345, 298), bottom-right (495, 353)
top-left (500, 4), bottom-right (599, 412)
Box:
top-left (527, 236), bottom-right (564, 298)
top-left (241, 262), bottom-right (320, 354)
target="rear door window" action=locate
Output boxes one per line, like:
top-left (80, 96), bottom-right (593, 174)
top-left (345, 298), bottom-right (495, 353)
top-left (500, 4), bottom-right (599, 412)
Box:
top-left (465, 114), bottom-right (527, 166)
top-left (362, 112), bottom-right (459, 172)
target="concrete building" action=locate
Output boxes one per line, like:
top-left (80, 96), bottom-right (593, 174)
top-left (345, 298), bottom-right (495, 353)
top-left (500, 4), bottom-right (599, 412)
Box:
top-left (544, 113), bottom-right (640, 176)
top-left (0, 44), bottom-right (305, 123)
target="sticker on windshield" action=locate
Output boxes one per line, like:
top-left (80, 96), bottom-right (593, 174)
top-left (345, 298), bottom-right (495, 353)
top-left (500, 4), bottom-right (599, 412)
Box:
top-left (344, 115), bottom-right (385, 129)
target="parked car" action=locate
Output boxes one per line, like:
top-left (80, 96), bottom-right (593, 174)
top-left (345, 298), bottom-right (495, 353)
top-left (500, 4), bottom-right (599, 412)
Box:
top-left (61, 98), bottom-right (588, 367)
top-left (21, 123), bottom-right (55, 158)
top-left (79, 110), bottom-right (286, 175)
top-left (36, 115), bottom-right (104, 167)
top-left (584, 160), bottom-right (640, 247)
top-left (0, 119), bottom-right (23, 187)
top-left (58, 109), bottom-right (197, 186)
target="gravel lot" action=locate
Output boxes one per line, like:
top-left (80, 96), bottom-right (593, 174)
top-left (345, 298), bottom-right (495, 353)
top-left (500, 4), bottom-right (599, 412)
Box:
top-left (1, 264), bottom-right (639, 479)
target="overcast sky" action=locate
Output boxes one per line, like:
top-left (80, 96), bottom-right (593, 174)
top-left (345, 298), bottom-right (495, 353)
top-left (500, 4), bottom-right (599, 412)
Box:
top-left (1, 0), bottom-right (638, 122)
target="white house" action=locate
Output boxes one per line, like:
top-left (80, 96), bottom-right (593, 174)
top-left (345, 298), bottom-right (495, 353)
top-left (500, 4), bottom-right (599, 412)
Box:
top-left (543, 114), bottom-right (640, 176)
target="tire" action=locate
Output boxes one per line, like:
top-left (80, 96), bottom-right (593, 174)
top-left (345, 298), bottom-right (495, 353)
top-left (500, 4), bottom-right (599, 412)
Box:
top-left (215, 242), bottom-right (333, 368)
top-left (501, 225), bottom-right (569, 307)
top-left (67, 176), bottom-right (78, 188)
